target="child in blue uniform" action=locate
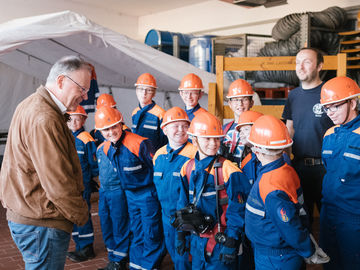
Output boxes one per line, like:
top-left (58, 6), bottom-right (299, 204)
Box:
top-left (245, 115), bottom-right (329, 269)
top-left (153, 107), bottom-right (197, 270)
top-left (93, 93), bottom-right (118, 146)
top-left (67, 105), bottom-right (99, 262)
top-left (178, 73), bottom-right (207, 121)
top-left (132, 73), bottom-right (167, 151)
top-left (176, 112), bottom-right (251, 270)
top-left (96, 108), bottom-right (130, 270)
top-left (95, 106), bottom-right (166, 270)
top-left (319, 76), bottom-right (360, 270)
top-left (221, 79), bottom-right (254, 165)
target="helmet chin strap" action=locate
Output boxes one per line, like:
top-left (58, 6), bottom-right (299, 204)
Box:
top-left (193, 136), bottom-right (210, 157)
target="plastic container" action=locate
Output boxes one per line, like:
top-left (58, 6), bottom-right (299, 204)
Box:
top-left (145, 29), bottom-right (193, 62)
top-left (189, 35), bottom-right (216, 72)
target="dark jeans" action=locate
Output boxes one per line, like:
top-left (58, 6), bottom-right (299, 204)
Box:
top-left (291, 158), bottom-right (326, 228)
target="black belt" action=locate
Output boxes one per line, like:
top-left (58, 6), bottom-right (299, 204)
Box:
top-left (300, 157), bottom-right (323, 166)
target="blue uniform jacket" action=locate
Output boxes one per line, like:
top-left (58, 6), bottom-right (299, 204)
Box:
top-left (185, 104), bottom-right (207, 121)
top-left (245, 157), bottom-right (314, 258)
top-left (108, 131), bottom-right (155, 191)
top-left (97, 141), bottom-right (121, 191)
top-left (322, 115), bottom-right (360, 216)
top-left (153, 142), bottom-right (197, 223)
top-left (241, 152), bottom-right (291, 186)
top-left (132, 101), bottom-right (168, 151)
top-left (73, 127), bottom-right (99, 190)
top-left (178, 154), bottom-right (251, 240)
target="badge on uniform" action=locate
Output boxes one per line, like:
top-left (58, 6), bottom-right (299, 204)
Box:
top-left (278, 205), bottom-right (290, 222)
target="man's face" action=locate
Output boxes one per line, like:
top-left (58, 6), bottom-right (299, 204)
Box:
top-left (228, 96), bottom-right (253, 118)
top-left (295, 49), bottom-right (321, 83)
top-left (100, 123), bottom-right (123, 143)
top-left (57, 69), bottom-right (90, 111)
top-left (67, 114), bottom-right (86, 132)
top-left (163, 121), bottom-right (189, 146)
top-left (136, 86), bottom-right (155, 107)
top-left (179, 90), bottom-right (203, 109)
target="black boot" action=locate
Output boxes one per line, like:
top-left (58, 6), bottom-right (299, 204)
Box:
top-left (67, 244), bottom-right (95, 262)
top-left (97, 260), bottom-right (127, 270)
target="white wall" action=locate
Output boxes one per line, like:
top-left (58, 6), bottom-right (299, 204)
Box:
top-left (139, 0), bottom-right (360, 41)
top-left (1, 0), bottom-right (359, 42)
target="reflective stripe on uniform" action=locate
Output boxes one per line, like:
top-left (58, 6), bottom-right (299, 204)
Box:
top-left (246, 203), bottom-right (265, 217)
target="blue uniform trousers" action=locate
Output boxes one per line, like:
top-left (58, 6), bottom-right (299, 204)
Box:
top-left (190, 235), bottom-right (237, 270)
top-left (320, 205), bottom-right (360, 270)
top-left (253, 246), bottom-right (303, 270)
top-left (163, 221), bottom-right (191, 270)
top-left (126, 185), bottom-right (166, 270)
top-left (98, 187), bottom-right (130, 262)
top-left (72, 189), bottom-right (94, 250)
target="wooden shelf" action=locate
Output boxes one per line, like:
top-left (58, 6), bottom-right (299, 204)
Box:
top-left (338, 30), bottom-right (360, 36)
top-left (340, 48), bottom-right (360, 54)
top-left (348, 65), bottom-right (360, 69)
top-left (341, 39), bottom-right (360, 45)
top-left (347, 56), bottom-right (360, 61)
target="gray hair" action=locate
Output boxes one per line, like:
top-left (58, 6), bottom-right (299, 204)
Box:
top-left (46, 56), bottom-right (91, 84)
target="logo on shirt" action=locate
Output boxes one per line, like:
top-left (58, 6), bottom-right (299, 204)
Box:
top-left (278, 207), bottom-right (289, 222)
top-left (313, 103), bottom-right (323, 117)
top-left (238, 193), bottom-right (244, 204)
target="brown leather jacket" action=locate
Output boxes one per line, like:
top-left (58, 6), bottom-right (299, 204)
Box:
top-left (0, 86), bottom-right (88, 233)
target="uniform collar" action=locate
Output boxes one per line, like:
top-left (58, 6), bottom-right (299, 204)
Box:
top-left (72, 126), bottom-right (85, 137)
top-left (258, 155), bottom-right (285, 175)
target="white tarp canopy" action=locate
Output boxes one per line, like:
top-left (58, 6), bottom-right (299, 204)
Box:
top-left (0, 11), bottom-right (219, 130)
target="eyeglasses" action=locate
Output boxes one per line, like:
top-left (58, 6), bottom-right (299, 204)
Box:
top-left (322, 101), bottom-right (348, 113)
top-left (181, 91), bottom-right (201, 97)
top-left (65, 75), bottom-right (89, 94)
top-left (230, 97), bottom-right (251, 104)
top-left (136, 87), bottom-right (155, 94)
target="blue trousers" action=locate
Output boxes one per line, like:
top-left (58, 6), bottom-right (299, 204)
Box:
top-left (253, 246), bottom-right (303, 270)
top-left (71, 189), bottom-right (94, 249)
top-left (125, 186), bottom-right (166, 270)
top-left (190, 235), bottom-right (237, 270)
top-left (99, 187), bottom-right (130, 262)
top-left (8, 221), bottom-right (71, 270)
top-left (320, 205), bottom-right (360, 270)
top-left (163, 221), bottom-right (191, 270)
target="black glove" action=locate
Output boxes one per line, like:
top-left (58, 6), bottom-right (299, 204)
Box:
top-left (219, 236), bottom-right (239, 265)
top-left (176, 231), bottom-right (189, 256)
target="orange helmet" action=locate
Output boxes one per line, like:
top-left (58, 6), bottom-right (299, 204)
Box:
top-left (178, 73), bottom-right (204, 91)
top-left (161, 107), bottom-right (190, 129)
top-left (226, 79), bottom-right (254, 99)
top-left (94, 106), bottom-right (124, 130)
top-left (235, 111), bottom-right (264, 132)
top-left (134, 73), bottom-right (158, 89)
top-left (187, 112), bottom-right (225, 138)
top-left (96, 93), bottom-right (117, 109)
top-left (68, 105), bottom-right (87, 118)
top-left (320, 76), bottom-right (360, 106)
top-left (248, 115), bottom-right (292, 149)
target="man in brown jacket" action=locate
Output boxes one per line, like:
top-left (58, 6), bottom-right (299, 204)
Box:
top-left (0, 56), bottom-right (90, 270)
